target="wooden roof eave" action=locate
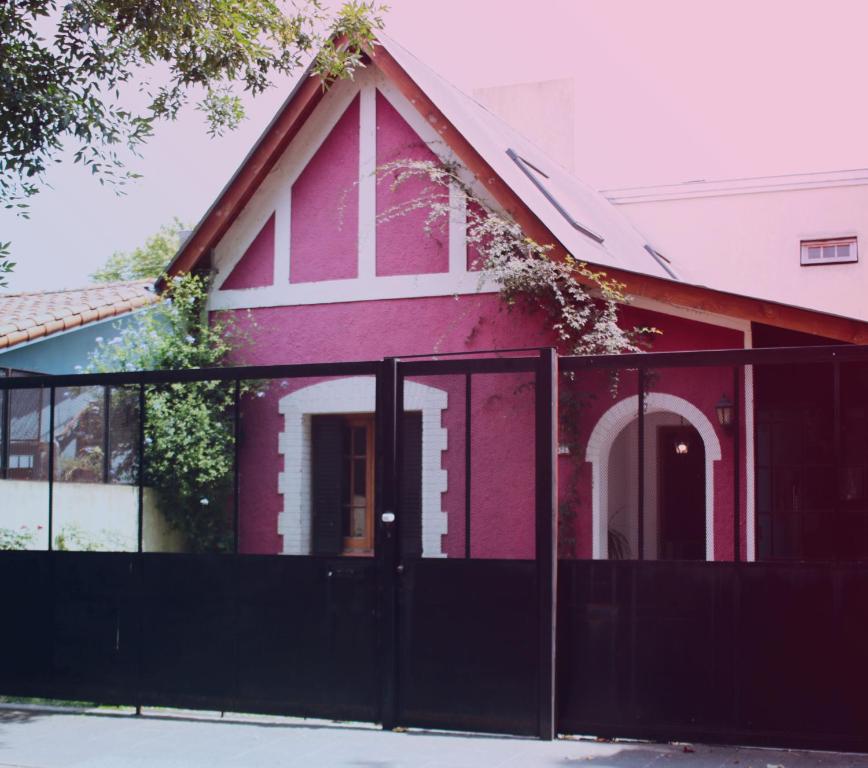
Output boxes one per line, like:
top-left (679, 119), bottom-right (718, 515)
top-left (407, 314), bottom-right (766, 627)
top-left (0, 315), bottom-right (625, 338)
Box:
top-left (160, 70), bottom-right (326, 289)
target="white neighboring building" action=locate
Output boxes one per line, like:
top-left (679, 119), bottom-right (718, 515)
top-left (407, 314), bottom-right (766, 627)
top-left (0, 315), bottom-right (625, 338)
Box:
top-left (604, 170), bottom-right (868, 327)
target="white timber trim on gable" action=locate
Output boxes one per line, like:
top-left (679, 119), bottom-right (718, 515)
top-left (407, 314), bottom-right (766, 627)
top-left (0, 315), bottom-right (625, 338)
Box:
top-left (585, 392), bottom-right (722, 562)
top-left (277, 376), bottom-right (448, 557)
top-left (211, 74), bottom-right (362, 295)
top-left (358, 84), bottom-right (378, 280)
top-left (207, 66), bottom-right (508, 313)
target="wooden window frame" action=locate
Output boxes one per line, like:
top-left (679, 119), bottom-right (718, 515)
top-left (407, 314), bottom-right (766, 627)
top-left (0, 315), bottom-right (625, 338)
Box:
top-left (340, 414), bottom-right (376, 556)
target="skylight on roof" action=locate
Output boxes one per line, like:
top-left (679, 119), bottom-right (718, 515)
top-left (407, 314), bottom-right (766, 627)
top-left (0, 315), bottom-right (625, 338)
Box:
top-left (507, 148), bottom-right (604, 244)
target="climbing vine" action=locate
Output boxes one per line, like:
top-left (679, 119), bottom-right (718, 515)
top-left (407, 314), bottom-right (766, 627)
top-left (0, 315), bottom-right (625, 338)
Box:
top-left (377, 158), bottom-right (659, 557)
top-left (376, 158), bottom-right (659, 357)
top-left (89, 273), bottom-right (258, 552)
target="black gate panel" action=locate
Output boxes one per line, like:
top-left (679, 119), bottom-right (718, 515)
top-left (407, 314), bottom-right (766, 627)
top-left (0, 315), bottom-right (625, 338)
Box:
top-left (51, 552), bottom-right (138, 704)
top-left (557, 559), bottom-right (868, 752)
top-left (396, 559), bottom-right (538, 735)
top-left (0, 551), bottom-right (53, 698)
top-left (137, 554), bottom-right (239, 708)
top-left (735, 564), bottom-right (838, 738)
top-left (234, 556), bottom-right (378, 721)
top-left (0, 552), bottom-right (380, 721)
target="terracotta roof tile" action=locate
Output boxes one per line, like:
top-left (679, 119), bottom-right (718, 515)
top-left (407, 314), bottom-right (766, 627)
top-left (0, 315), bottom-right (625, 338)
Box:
top-left (7, 330), bottom-right (28, 346)
top-left (0, 280), bottom-right (160, 352)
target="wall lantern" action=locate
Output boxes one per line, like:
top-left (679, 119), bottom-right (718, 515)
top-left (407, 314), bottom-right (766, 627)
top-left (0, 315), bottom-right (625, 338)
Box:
top-left (716, 394), bottom-right (734, 429)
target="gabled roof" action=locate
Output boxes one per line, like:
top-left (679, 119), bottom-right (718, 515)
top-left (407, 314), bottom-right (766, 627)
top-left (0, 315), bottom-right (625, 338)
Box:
top-left (0, 280), bottom-right (158, 351)
top-left (377, 35), bottom-right (676, 282)
top-left (165, 33), bottom-right (868, 344)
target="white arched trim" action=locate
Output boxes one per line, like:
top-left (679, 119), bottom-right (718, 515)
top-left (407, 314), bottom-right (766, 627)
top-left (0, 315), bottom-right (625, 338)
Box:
top-left (277, 377), bottom-right (448, 557)
top-left (585, 393), bottom-right (722, 561)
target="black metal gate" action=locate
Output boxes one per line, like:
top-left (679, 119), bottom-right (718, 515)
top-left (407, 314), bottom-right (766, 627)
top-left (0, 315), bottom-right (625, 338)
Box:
top-left (5, 346), bottom-right (868, 751)
top-left (0, 352), bottom-right (558, 737)
top-left (0, 551), bottom-right (380, 721)
top-left (383, 352), bottom-right (557, 736)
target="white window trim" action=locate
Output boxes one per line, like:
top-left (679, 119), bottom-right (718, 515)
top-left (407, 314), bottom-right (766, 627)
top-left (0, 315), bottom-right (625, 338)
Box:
top-left (585, 393), bottom-right (722, 561)
top-left (800, 237), bottom-right (858, 266)
top-left (277, 376), bottom-right (448, 556)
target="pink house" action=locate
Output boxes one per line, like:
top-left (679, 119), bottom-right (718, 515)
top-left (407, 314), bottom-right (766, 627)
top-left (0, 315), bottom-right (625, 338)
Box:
top-left (165, 34), bottom-right (868, 566)
top-left (5, 32), bottom-right (868, 752)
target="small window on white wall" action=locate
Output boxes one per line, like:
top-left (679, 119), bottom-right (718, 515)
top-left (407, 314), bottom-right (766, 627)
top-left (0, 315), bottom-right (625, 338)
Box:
top-left (800, 237), bottom-right (858, 265)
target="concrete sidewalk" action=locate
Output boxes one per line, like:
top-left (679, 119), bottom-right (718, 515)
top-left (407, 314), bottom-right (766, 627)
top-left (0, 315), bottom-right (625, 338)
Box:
top-left (0, 707), bottom-right (866, 768)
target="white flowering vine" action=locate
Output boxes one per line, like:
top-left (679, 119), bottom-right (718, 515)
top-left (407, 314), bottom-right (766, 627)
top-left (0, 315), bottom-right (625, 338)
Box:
top-left (377, 158), bottom-right (662, 559)
top-left (376, 158), bottom-right (659, 356)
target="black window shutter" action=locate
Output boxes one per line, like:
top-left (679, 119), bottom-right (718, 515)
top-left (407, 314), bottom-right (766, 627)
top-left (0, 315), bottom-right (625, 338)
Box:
top-left (311, 415), bottom-right (344, 556)
top-left (400, 412), bottom-right (423, 558)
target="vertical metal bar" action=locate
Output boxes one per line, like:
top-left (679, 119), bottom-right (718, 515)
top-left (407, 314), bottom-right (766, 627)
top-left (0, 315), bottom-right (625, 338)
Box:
top-left (135, 383), bottom-right (145, 714)
top-left (103, 386), bottom-right (111, 484)
top-left (233, 378), bottom-right (241, 555)
top-left (535, 348), bottom-right (558, 740)
top-left (637, 369), bottom-right (645, 561)
top-left (833, 359), bottom-right (841, 562)
top-left (137, 383), bottom-right (145, 554)
top-left (133, 383), bottom-right (145, 716)
top-left (464, 373), bottom-right (472, 559)
top-left (375, 357), bottom-right (399, 731)
top-left (733, 366), bottom-right (741, 562)
top-left (1, 374), bottom-right (9, 479)
top-left (47, 386), bottom-right (55, 551)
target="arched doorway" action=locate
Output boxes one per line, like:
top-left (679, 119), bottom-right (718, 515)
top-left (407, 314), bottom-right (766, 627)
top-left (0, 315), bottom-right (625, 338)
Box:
top-left (586, 393), bottom-right (722, 560)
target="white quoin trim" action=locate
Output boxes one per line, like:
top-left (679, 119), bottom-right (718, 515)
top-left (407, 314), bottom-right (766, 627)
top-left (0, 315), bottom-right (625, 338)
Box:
top-left (586, 393), bottom-right (722, 561)
top-left (277, 377), bottom-right (448, 557)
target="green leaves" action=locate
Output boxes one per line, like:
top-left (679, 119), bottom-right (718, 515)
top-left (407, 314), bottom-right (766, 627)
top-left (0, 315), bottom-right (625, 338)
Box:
top-left (1, 0), bottom-right (386, 272)
top-left (91, 217), bottom-right (187, 282)
top-left (89, 272), bottom-right (258, 551)
top-left (376, 158), bottom-right (658, 357)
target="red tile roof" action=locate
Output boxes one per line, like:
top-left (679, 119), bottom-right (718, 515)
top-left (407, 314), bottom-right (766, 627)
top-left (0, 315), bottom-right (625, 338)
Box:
top-left (0, 280), bottom-right (159, 350)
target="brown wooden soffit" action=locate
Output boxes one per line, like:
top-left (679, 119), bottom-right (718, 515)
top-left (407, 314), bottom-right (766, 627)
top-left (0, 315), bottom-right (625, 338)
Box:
top-left (169, 40), bottom-right (868, 346)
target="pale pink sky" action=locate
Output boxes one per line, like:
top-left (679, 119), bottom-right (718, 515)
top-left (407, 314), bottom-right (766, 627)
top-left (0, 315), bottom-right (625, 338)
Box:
top-left (3, 0), bottom-right (867, 291)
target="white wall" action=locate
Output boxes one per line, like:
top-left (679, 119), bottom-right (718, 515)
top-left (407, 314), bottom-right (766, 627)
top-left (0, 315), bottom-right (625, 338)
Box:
top-left (0, 480), bottom-right (185, 552)
top-left (472, 79), bottom-right (576, 173)
top-left (606, 412), bottom-right (681, 560)
top-left (607, 173), bottom-right (868, 325)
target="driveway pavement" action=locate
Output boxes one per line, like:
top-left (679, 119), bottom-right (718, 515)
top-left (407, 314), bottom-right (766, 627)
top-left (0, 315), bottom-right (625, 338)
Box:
top-left (0, 707), bottom-right (867, 768)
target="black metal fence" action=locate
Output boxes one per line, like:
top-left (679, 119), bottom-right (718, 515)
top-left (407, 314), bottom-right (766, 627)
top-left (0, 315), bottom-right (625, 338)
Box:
top-left (1, 345), bottom-right (868, 752)
top-left (557, 343), bottom-right (868, 752)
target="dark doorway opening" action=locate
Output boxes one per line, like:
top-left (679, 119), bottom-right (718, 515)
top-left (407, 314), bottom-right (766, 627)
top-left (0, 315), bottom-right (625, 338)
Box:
top-left (657, 425), bottom-right (705, 560)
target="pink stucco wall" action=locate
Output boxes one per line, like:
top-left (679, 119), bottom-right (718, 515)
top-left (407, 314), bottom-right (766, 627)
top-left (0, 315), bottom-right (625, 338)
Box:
top-left (228, 295), bottom-right (550, 559)
top-left (222, 296), bottom-right (747, 561)
top-left (215, 83), bottom-right (750, 563)
top-left (558, 308), bottom-right (746, 561)
top-left (290, 95), bottom-right (360, 283)
top-left (375, 92), bottom-right (449, 276)
top-left (220, 214), bottom-right (275, 290)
